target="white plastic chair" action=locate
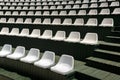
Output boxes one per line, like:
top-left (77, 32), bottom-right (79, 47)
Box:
top-left (85, 18), bottom-right (98, 26)
top-left (34, 51), bottom-right (55, 68)
top-left (89, 3), bottom-right (98, 8)
top-left (23, 6), bottom-right (28, 10)
top-left (59, 11), bottom-right (67, 15)
top-left (108, 0), bottom-right (116, 1)
top-left (24, 18), bottom-right (32, 24)
top-left (43, 11), bottom-right (50, 15)
top-left (27, 11), bottom-right (34, 15)
top-left (36, 6), bottom-right (42, 10)
top-left (8, 28), bottom-right (19, 36)
top-left (99, 0), bottom-right (106, 2)
top-left (18, 2), bottom-right (23, 5)
top-left (24, 2), bottom-right (29, 5)
top-left (12, 11), bottom-right (19, 15)
top-left (42, 2), bottom-right (47, 5)
top-left (51, 31), bottom-right (66, 41)
top-left (82, 0), bottom-right (89, 3)
top-left (3, 6), bottom-right (8, 10)
top-left (35, 11), bottom-right (41, 16)
top-left (16, 18), bottom-right (24, 23)
top-left (20, 0), bottom-right (25, 1)
top-left (110, 1), bottom-right (119, 7)
top-left (73, 4), bottom-right (80, 9)
top-left (0, 27), bottom-right (9, 35)
top-left (75, 0), bottom-right (81, 3)
top-left (99, 9), bottom-right (110, 15)
top-left (64, 32), bottom-right (80, 43)
top-left (99, 18), bottom-right (114, 27)
top-left (40, 30), bottom-right (52, 39)
top-left (99, 2), bottom-right (108, 7)
top-left (16, 6), bottom-right (22, 10)
top-left (51, 11), bottom-right (58, 15)
top-left (7, 46), bottom-right (25, 60)
top-left (28, 29), bottom-right (40, 38)
top-left (12, 2), bottom-right (17, 6)
top-left (30, 2), bottom-right (35, 5)
top-left (68, 10), bottom-right (76, 15)
top-left (62, 18), bottom-right (72, 25)
top-left (61, 1), bottom-right (67, 4)
top-left (0, 2), bottom-right (5, 5)
top-left (0, 44), bottom-right (12, 57)
top-left (20, 11), bottom-right (26, 15)
top-left (0, 7), bottom-right (1, 10)
top-left (9, 6), bottom-right (15, 10)
top-left (57, 5), bottom-right (63, 9)
top-left (5, 11), bottom-right (11, 15)
top-left (43, 6), bottom-right (49, 10)
top-left (20, 48), bottom-right (40, 63)
top-left (0, 18), bottom-right (7, 23)
top-left (88, 9), bottom-right (97, 15)
top-left (80, 33), bottom-right (98, 45)
top-left (55, 2), bottom-right (60, 5)
top-left (68, 1), bottom-right (74, 4)
top-left (19, 28), bottom-right (29, 36)
top-left (36, 3), bottom-right (41, 5)
top-left (73, 18), bottom-right (84, 26)
top-left (64, 5), bottom-right (71, 9)
top-left (42, 18), bottom-right (51, 24)
top-left (7, 18), bottom-right (15, 23)
top-left (112, 8), bottom-right (120, 14)
top-left (33, 18), bottom-right (41, 24)
top-left (0, 11), bottom-right (4, 15)
top-left (81, 4), bottom-right (88, 8)
top-left (50, 54), bottom-right (74, 75)
top-left (91, 0), bottom-right (97, 2)
top-left (50, 6), bottom-right (56, 9)
top-left (6, 3), bottom-right (10, 5)
top-left (78, 10), bottom-right (86, 15)
top-left (49, 2), bottom-right (54, 5)
top-left (10, 0), bottom-right (14, 1)
top-left (52, 18), bottom-right (61, 25)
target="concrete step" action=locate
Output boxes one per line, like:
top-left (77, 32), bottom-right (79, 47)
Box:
top-left (76, 65), bottom-right (108, 80)
top-left (94, 49), bottom-right (120, 62)
top-left (86, 57), bottom-right (120, 74)
top-left (76, 65), bottom-right (120, 80)
top-left (99, 41), bottom-right (120, 52)
top-left (110, 31), bottom-right (120, 37)
top-left (105, 36), bottom-right (120, 43)
top-left (114, 27), bottom-right (120, 32)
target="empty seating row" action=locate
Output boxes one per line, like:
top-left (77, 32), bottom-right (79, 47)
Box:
top-left (0, 2), bottom-right (119, 10)
top-left (0, 0), bottom-right (70, 2)
top-left (0, 27), bottom-right (98, 45)
top-left (0, 0), bottom-right (117, 4)
top-left (0, 8), bottom-right (119, 16)
top-left (0, 44), bottom-right (74, 75)
top-left (0, 18), bottom-right (114, 27)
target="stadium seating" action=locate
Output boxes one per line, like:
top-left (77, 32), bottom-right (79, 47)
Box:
top-left (0, 44), bottom-right (12, 57)
top-left (0, 27), bottom-right (9, 35)
top-left (51, 31), bottom-right (66, 41)
top-left (0, 0), bottom-right (119, 79)
top-left (50, 54), bottom-right (74, 75)
top-left (40, 30), bottom-right (52, 39)
top-left (64, 31), bottom-right (80, 43)
top-left (20, 48), bottom-right (40, 63)
top-left (8, 28), bottom-right (19, 36)
top-left (7, 46), bottom-right (25, 60)
top-left (27, 29), bottom-right (40, 38)
top-left (80, 33), bottom-right (98, 45)
top-left (34, 51), bottom-right (55, 68)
